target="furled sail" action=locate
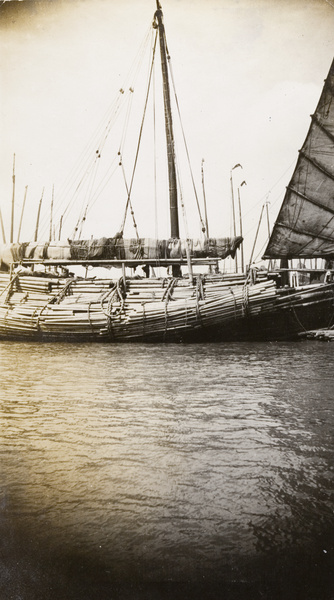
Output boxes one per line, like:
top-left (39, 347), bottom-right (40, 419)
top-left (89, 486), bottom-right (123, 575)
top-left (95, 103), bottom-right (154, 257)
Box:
top-left (0, 236), bottom-right (243, 268)
top-left (263, 58), bottom-right (334, 259)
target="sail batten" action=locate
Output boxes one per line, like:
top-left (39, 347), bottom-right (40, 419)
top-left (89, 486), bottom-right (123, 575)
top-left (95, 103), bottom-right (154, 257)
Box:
top-left (312, 114), bottom-right (334, 144)
top-left (286, 186), bottom-right (334, 215)
top-left (276, 221), bottom-right (334, 243)
top-left (264, 58), bottom-right (334, 259)
top-left (300, 151), bottom-right (334, 183)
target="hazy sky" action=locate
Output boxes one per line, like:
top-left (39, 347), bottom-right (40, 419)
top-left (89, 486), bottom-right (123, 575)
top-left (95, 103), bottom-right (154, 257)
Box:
top-left (1, 0), bottom-right (334, 265)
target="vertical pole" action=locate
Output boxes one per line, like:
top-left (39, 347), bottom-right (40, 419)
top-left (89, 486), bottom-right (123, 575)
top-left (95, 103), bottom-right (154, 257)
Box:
top-left (17, 185), bottom-right (28, 243)
top-left (58, 215), bottom-right (63, 241)
top-left (237, 181), bottom-right (246, 274)
top-left (154, 2), bottom-right (180, 278)
top-left (49, 185), bottom-right (54, 242)
top-left (230, 164), bottom-right (242, 273)
top-left (201, 159), bottom-right (209, 238)
top-left (0, 207), bottom-right (6, 243)
top-left (185, 240), bottom-right (193, 282)
top-left (10, 154), bottom-right (15, 243)
top-left (249, 203), bottom-right (264, 266)
top-left (34, 188), bottom-right (44, 242)
top-left (265, 200), bottom-right (272, 271)
top-left (265, 200), bottom-right (271, 239)
top-left (280, 257), bottom-right (289, 287)
top-left (230, 170), bottom-right (237, 273)
top-left (154, 4), bottom-right (179, 238)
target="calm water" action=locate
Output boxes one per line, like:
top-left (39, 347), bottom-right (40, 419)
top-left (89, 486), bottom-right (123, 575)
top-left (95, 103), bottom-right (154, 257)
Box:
top-left (0, 341), bottom-right (333, 599)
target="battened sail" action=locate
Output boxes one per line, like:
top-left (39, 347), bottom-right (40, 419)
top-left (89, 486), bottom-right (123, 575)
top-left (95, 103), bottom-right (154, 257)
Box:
top-left (263, 58), bottom-right (334, 259)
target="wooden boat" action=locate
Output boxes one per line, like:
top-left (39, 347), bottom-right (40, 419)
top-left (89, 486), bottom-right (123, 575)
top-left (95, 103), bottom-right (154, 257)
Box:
top-left (0, 2), bottom-right (333, 342)
top-left (261, 55), bottom-right (334, 339)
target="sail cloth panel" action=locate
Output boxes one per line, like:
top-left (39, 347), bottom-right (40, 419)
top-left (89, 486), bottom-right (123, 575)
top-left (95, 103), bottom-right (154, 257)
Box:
top-left (70, 236), bottom-right (242, 261)
top-left (263, 58), bottom-right (334, 258)
top-left (0, 237), bottom-right (242, 267)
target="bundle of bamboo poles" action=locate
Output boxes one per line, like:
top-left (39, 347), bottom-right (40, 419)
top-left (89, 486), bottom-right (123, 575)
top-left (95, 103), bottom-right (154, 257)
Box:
top-left (277, 284), bottom-right (334, 311)
top-left (0, 273), bottom-right (114, 338)
top-left (109, 279), bottom-right (277, 340)
top-left (0, 271), bottom-right (278, 340)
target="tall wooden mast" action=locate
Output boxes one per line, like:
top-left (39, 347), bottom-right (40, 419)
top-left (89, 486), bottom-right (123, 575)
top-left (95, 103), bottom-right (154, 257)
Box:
top-left (154, 1), bottom-right (179, 240)
top-left (10, 154), bottom-right (15, 243)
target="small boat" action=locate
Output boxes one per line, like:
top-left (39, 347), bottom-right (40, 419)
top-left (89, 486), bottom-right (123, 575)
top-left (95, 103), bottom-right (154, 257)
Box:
top-left (0, 2), bottom-right (333, 342)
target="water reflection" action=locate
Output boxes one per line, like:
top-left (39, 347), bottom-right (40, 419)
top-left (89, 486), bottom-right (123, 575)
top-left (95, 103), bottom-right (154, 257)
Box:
top-left (0, 341), bottom-right (333, 598)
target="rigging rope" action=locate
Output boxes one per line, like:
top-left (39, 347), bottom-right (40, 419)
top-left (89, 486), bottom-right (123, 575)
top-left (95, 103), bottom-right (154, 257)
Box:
top-left (168, 54), bottom-right (207, 236)
top-left (37, 26), bottom-right (153, 242)
top-left (119, 88), bottom-right (135, 157)
top-left (38, 90), bottom-right (126, 241)
top-left (119, 30), bottom-right (158, 235)
top-left (153, 57), bottom-right (158, 240)
top-left (118, 153), bottom-right (140, 241)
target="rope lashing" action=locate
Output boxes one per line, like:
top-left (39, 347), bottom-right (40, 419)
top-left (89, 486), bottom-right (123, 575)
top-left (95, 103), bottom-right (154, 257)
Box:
top-left (162, 278), bottom-right (176, 302)
top-left (291, 304), bottom-right (308, 333)
top-left (164, 298), bottom-right (168, 337)
top-left (229, 287), bottom-right (238, 320)
top-left (142, 302), bottom-right (146, 337)
top-left (0, 273), bottom-right (19, 303)
top-left (242, 283), bottom-right (249, 317)
top-left (54, 279), bottom-right (75, 304)
top-left (163, 278), bottom-right (176, 336)
top-left (195, 276), bottom-right (204, 324)
top-left (35, 277), bottom-right (75, 331)
top-left (87, 301), bottom-right (94, 332)
top-left (100, 284), bottom-right (117, 317)
top-left (102, 278), bottom-right (127, 334)
top-left (184, 298), bottom-right (188, 328)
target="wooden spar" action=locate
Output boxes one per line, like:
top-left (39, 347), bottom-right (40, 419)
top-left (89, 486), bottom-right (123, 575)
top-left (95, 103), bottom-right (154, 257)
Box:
top-left (154, 2), bottom-right (180, 281)
top-left (185, 239), bottom-right (194, 281)
top-left (280, 256), bottom-right (289, 286)
top-left (201, 159), bottom-right (209, 237)
top-left (230, 164), bottom-right (242, 273)
top-left (0, 207), bottom-right (6, 244)
top-left (17, 257), bottom-right (219, 268)
top-left (265, 199), bottom-right (272, 271)
top-left (49, 185), bottom-right (54, 242)
top-left (10, 154), bottom-right (15, 243)
top-left (58, 214), bottom-right (63, 241)
top-left (34, 188), bottom-right (44, 242)
top-left (17, 185), bottom-right (28, 243)
top-left (237, 181), bottom-right (246, 273)
top-left (265, 200), bottom-right (271, 239)
top-left (249, 203), bottom-right (264, 267)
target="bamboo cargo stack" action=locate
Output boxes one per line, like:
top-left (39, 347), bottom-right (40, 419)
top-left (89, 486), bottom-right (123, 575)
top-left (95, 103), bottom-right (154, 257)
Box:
top-left (0, 273), bottom-right (114, 338)
top-left (0, 271), bottom-right (279, 340)
top-left (110, 278), bottom-right (277, 341)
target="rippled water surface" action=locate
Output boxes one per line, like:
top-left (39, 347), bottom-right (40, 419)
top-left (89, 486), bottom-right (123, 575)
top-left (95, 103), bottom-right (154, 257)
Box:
top-left (0, 341), bottom-right (334, 599)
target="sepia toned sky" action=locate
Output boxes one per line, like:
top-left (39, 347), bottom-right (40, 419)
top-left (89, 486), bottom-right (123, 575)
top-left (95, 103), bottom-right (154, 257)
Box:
top-left (1, 0), bottom-right (334, 265)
